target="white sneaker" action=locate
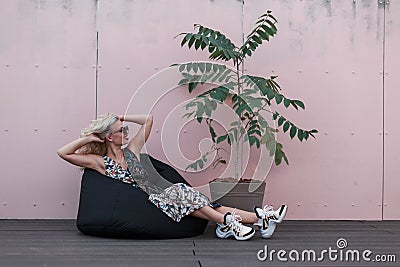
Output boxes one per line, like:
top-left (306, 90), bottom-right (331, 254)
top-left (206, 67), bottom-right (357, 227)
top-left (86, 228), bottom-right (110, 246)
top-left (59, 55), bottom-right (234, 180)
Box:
top-left (254, 205), bottom-right (287, 238)
top-left (216, 210), bottom-right (255, 241)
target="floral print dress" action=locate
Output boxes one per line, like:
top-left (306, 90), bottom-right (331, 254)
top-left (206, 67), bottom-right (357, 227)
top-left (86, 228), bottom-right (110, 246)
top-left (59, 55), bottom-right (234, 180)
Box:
top-left (103, 148), bottom-right (216, 222)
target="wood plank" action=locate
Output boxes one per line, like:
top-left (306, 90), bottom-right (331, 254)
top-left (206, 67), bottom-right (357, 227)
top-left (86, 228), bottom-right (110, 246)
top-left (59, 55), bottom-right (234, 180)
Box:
top-left (0, 220), bottom-right (398, 267)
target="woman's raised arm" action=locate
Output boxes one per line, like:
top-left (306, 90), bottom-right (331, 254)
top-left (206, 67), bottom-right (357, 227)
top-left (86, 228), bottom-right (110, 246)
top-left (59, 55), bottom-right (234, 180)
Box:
top-left (57, 134), bottom-right (104, 171)
top-left (123, 114), bottom-right (153, 156)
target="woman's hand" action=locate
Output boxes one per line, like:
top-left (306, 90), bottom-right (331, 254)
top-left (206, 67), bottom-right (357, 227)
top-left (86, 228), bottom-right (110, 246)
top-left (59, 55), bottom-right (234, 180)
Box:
top-left (86, 133), bottom-right (104, 143)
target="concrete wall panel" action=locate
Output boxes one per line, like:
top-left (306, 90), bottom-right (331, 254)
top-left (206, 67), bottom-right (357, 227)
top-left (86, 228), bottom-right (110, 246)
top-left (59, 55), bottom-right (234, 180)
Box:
top-left (245, 0), bottom-right (384, 219)
top-left (383, 0), bottom-right (400, 220)
top-left (0, 0), bottom-right (97, 218)
top-left (0, 0), bottom-right (398, 219)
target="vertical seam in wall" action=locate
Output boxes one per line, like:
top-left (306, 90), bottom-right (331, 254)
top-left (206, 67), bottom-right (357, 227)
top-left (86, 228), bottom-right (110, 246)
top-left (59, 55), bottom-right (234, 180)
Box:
top-left (240, 0), bottom-right (245, 177)
top-left (381, 1), bottom-right (386, 221)
top-left (95, 0), bottom-right (100, 118)
top-left (96, 31), bottom-right (99, 118)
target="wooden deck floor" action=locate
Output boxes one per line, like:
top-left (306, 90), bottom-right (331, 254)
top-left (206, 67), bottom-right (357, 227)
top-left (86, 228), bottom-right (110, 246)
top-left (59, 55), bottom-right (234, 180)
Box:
top-left (0, 220), bottom-right (399, 267)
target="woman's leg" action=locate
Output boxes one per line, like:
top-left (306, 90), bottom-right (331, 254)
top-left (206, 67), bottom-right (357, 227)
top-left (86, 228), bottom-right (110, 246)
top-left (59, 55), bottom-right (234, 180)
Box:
top-left (191, 205), bottom-right (256, 241)
top-left (190, 205), bottom-right (258, 224)
top-left (214, 206), bottom-right (258, 224)
top-left (190, 206), bottom-right (225, 224)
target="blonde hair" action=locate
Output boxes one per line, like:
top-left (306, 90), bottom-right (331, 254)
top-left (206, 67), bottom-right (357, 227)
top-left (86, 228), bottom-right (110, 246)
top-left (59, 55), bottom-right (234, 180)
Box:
top-left (78, 113), bottom-right (119, 156)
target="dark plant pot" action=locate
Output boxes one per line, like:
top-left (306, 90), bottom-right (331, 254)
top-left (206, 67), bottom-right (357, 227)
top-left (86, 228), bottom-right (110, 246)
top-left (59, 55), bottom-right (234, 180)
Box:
top-left (209, 178), bottom-right (266, 212)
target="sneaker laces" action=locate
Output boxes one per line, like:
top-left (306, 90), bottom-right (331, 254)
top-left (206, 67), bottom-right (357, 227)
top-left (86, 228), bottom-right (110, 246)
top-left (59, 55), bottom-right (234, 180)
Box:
top-left (262, 205), bottom-right (276, 218)
top-left (228, 209), bottom-right (244, 233)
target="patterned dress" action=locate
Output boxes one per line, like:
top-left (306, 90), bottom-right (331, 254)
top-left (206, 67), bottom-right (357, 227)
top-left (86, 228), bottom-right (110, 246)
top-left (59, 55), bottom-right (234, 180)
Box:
top-left (103, 148), bottom-right (217, 222)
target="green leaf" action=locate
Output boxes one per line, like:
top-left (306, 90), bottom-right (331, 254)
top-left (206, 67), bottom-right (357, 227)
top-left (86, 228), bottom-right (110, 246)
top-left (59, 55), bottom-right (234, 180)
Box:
top-left (283, 98), bottom-right (291, 108)
top-left (217, 134), bottom-right (228, 143)
top-left (266, 139), bottom-right (276, 156)
top-left (186, 63), bottom-right (192, 72)
top-left (188, 82), bottom-right (198, 93)
top-left (182, 72), bottom-right (193, 79)
top-left (192, 63), bottom-right (198, 73)
top-left (209, 125), bottom-right (216, 142)
top-left (209, 91), bottom-right (222, 102)
top-left (239, 11), bottom-right (278, 57)
top-left (178, 64), bottom-right (185, 72)
top-left (198, 62), bottom-right (205, 73)
top-left (254, 137), bottom-right (260, 148)
top-left (252, 35), bottom-right (263, 44)
top-left (292, 100), bottom-right (305, 110)
top-left (181, 34), bottom-right (192, 46)
top-left (204, 103), bottom-right (212, 117)
top-left (184, 101), bottom-right (196, 109)
top-left (297, 129), bottom-right (304, 142)
top-left (211, 67), bottom-right (224, 83)
top-left (188, 36), bottom-right (196, 48)
top-left (308, 129), bottom-right (318, 138)
top-left (206, 63), bottom-right (212, 72)
top-left (248, 41), bottom-right (257, 51)
top-left (261, 24), bottom-right (275, 36)
top-left (248, 135), bottom-right (260, 148)
top-left (283, 121), bottom-right (290, 133)
top-left (304, 131), bottom-right (309, 140)
top-left (200, 74), bottom-right (208, 84)
top-left (201, 35), bottom-right (208, 45)
top-left (235, 103), bottom-right (247, 116)
top-left (182, 111), bottom-right (195, 119)
top-left (194, 38), bottom-right (202, 50)
top-left (218, 70), bottom-right (230, 82)
top-left (204, 97), bottom-right (213, 112)
top-left (208, 45), bottom-right (215, 53)
top-left (290, 125), bottom-right (297, 139)
top-left (274, 142), bottom-right (289, 166)
top-left (208, 98), bottom-right (217, 110)
top-left (248, 129), bottom-right (262, 137)
top-left (178, 78), bottom-right (189, 85)
top-left (258, 116), bottom-right (268, 128)
top-left (275, 94), bottom-right (283, 104)
top-left (278, 116), bottom-right (286, 126)
top-left (272, 112), bottom-right (279, 120)
top-left (283, 154), bottom-right (289, 165)
top-left (227, 133), bottom-right (233, 145)
top-left (212, 63), bottom-right (219, 72)
top-left (266, 20), bottom-right (278, 33)
top-left (260, 134), bottom-right (268, 144)
top-left (198, 159), bottom-right (204, 169)
top-left (185, 162), bottom-right (195, 171)
top-left (256, 29), bottom-right (269, 40)
top-left (196, 103), bottom-right (204, 123)
top-left (290, 101), bottom-right (298, 110)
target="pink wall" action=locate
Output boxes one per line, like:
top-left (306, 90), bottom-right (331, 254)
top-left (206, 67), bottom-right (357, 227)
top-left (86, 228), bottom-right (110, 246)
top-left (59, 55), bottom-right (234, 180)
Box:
top-left (0, 0), bottom-right (399, 219)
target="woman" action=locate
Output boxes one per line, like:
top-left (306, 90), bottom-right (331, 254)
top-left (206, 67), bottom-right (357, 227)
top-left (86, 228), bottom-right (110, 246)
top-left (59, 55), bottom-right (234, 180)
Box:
top-left (57, 113), bottom-right (287, 240)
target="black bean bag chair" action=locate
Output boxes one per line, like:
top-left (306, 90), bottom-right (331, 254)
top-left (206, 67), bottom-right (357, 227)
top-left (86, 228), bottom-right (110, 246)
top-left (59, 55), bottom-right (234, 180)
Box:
top-left (76, 154), bottom-right (209, 239)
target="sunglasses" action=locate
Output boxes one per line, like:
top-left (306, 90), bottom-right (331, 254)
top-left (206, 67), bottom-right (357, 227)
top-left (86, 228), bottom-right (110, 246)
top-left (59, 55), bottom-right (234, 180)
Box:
top-left (110, 125), bottom-right (129, 135)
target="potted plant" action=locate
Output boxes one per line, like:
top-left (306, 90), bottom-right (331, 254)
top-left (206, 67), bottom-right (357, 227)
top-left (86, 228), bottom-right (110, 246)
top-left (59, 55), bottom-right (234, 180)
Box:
top-left (172, 10), bottom-right (318, 210)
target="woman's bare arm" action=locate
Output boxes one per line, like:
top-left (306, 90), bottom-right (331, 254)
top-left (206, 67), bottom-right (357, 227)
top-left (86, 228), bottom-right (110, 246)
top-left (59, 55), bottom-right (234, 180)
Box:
top-left (57, 134), bottom-right (104, 171)
top-left (122, 114), bottom-right (153, 156)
